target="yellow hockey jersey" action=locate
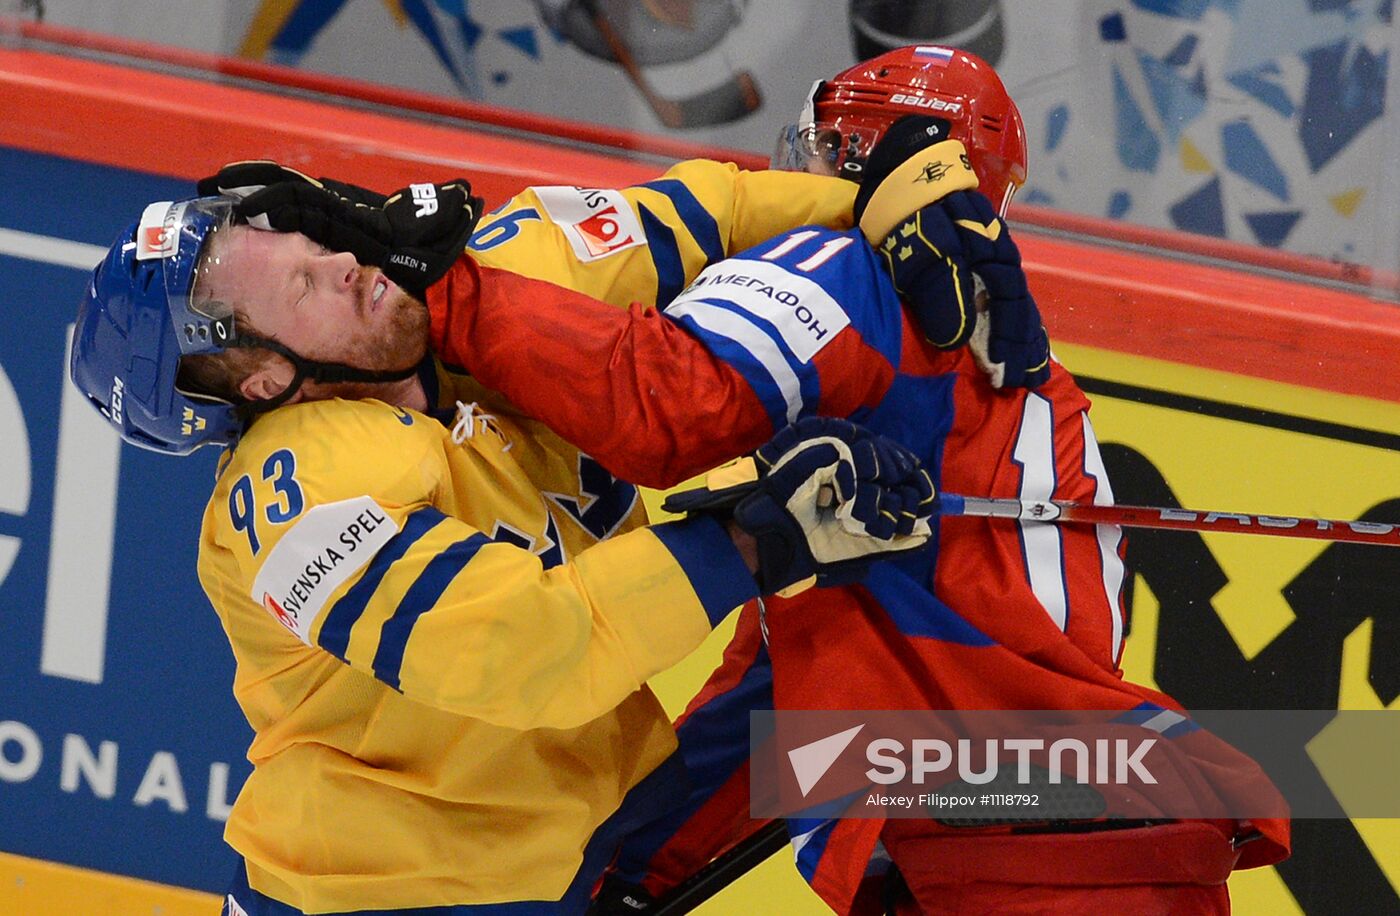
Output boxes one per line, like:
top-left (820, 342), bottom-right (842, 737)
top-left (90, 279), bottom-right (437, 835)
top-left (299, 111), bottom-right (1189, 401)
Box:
top-left (466, 158), bottom-right (856, 307)
top-left (202, 160), bottom-right (854, 912)
top-left (199, 366), bottom-right (758, 912)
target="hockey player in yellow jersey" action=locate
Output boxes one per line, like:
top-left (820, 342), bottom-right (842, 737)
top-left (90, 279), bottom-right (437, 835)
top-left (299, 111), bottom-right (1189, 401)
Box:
top-left (70, 193), bottom-right (936, 914)
top-left (82, 129), bottom-right (983, 914)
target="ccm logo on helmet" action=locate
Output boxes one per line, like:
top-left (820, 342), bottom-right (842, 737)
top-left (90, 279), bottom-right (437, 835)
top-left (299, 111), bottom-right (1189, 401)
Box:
top-left (889, 93), bottom-right (963, 114)
top-left (107, 377), bottom-right (124, 428)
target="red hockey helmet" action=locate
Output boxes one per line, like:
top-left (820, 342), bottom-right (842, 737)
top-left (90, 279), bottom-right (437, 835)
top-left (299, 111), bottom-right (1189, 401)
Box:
top-left (773, 45), bottom-right (1028, 215)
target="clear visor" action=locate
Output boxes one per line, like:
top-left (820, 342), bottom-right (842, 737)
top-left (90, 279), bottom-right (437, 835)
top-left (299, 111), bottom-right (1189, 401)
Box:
top-left (179, 199), bottom-right (239, 321)
top-left (772, 123), bottom-right (840, 175)
top-left (137, 197), bottom-right (241, 354)
top-left (771, 122), bottom-right (877, 180)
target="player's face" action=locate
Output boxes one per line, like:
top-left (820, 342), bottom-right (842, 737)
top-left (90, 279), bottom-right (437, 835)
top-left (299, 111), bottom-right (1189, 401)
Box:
top-left (800, 126), bottom-right (843, 177)
top-left (198, 226), bottom-right (428, 373)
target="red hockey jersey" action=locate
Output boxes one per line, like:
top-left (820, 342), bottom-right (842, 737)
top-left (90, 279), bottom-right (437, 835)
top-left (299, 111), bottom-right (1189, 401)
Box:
top-left (427, 223), bottom-right (1289, 911)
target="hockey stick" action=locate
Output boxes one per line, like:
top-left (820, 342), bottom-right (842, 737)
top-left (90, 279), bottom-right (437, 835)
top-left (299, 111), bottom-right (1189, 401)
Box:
top-left (663, 485), bottom-right (1400, 547)
top-left (651, 820), bottom-right (789, 915)
top-left (580, 0), bottom-right (761, 129)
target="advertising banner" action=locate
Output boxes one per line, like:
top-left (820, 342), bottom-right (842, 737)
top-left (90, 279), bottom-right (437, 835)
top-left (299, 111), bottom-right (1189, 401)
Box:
top-left (0, 147), bottom-right (251, 895)
top-left (1060, 342), bottom-right (1400, 914)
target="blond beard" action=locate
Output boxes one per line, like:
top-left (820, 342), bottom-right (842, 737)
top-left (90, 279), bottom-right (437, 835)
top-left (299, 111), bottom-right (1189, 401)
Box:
top-left (360, 279), bottom-right (430, 372)
top-left (299, 277), bottom-right (431, 403)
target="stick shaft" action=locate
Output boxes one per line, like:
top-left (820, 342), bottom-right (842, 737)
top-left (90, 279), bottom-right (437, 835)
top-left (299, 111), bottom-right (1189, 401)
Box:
top-left (651, 820), bottom-right (789, 915)
top-left (581, 0), bottom-right (758, 129)
top-left (944, 495), bottom-right (1400, 546)
top-left (583, 0), bottom-right (685, 127)
top-left (662, 485), bottom-right (1400, 547)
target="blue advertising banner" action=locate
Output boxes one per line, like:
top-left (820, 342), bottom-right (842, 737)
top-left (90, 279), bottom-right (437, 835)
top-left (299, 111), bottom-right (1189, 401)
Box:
top-left (0, 146), bottom-right (251, 892)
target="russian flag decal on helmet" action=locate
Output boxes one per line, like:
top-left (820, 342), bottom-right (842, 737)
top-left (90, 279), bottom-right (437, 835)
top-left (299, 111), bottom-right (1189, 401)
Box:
top-left (912, 46), bottom-right (956, 65)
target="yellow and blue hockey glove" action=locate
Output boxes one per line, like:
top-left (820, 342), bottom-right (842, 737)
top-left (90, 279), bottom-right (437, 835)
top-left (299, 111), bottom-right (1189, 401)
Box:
top-left (853, 114), bottom-right (979, 243)
top-left (851, 117), bottom-right (1050, 388)
top-left (882, 189), bottom-right (1052, 389)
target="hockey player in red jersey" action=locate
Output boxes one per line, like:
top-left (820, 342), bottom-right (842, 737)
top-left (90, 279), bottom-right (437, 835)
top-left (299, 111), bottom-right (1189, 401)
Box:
top-left (418, 49), bottom-right (1289, 914)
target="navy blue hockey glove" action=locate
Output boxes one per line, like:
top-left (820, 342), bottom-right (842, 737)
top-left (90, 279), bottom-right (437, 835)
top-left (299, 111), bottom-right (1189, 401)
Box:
top-left (879, 189), bottom-right (1051, 389)
top-left (852, 114), bottom-right (979, 244)
top-left (198, 160), bottom-right (483, 296)
top-left (849, 116), bottom-right (1050, 389)
top-left (725, 418), bottom-right (935, 596)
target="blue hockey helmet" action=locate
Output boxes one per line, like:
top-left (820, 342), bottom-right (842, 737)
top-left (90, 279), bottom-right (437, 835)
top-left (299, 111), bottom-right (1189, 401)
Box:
top-left (71, 197), bottom-right (245, 456)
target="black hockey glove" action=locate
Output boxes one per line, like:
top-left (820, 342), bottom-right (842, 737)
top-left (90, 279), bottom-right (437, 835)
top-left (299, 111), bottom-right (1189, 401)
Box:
top-left (196, 160), bottom-right (389, 207)
top-left (667, 418), bottom-right (935, 596)
top-left (879, 190), bottom-right (1051, 388)
top-left (198, 160), bottom-right (484, 296)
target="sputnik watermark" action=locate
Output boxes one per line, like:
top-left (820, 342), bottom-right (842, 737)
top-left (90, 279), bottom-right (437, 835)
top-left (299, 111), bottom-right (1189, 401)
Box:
top-left (865, 792), bottom-right (1043, 810)
top-left (864, 737), bottom-right (1157, 787)
top-left (788, 731), bottom-right (1157, 799)
top-left (751, 710), bottom-right (1325, 821)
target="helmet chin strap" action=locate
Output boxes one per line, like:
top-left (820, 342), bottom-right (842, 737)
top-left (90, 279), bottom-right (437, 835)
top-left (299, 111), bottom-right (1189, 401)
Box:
top-left (230, 331), bottom-right (422, 416)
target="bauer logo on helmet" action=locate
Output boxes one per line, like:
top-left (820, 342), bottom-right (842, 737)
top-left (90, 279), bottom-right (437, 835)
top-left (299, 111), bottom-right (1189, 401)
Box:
top-left (889, 93), bottom-right (962, 115)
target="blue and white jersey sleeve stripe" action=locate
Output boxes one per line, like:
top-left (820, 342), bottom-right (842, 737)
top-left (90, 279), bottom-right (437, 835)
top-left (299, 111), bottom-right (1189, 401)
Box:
top-left (660, 226), bottom-right (902, 435)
